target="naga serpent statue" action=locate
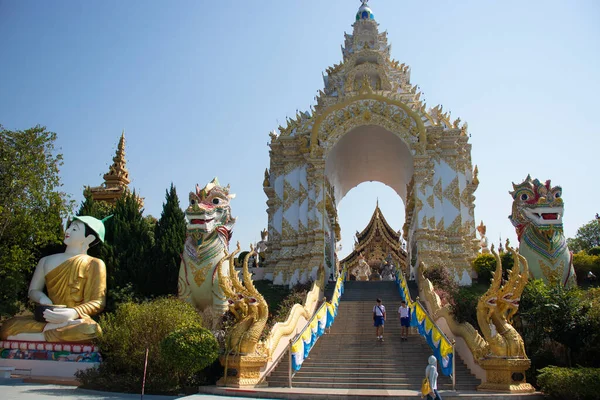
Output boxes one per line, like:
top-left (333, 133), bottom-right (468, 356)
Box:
top-left (477, 245), bottom-right (528, 358)
top-left (509, 175), bottom-right (576, 286)
top-left (218, 244), bottom-right (269, 355)
top-left (178, 178), bottom-right (236, 314)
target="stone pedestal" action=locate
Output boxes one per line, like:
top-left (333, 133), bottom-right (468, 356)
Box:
top-left (217, 353), bottom-right (269, 388)
top-left (477, 358), bottom-right (535, 393)
top-left (0, 340), bottom-right (100, 381)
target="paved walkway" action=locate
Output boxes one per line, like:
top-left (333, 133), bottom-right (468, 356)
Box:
top-left (0, 382), bottom-right (276, 400)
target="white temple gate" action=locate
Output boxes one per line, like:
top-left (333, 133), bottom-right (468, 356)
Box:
top-left (262, 1), bottom-right (479, 286)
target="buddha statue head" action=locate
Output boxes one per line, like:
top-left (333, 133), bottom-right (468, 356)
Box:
top-left (65, 215), bottom-right (111, 253)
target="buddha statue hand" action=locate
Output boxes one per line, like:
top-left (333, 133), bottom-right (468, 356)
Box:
top-left (43, 319), bottom-right (83, 332)
top-left (43, 308), bottom-right (79, 324)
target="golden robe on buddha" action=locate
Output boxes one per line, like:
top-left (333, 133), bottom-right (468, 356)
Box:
top-left (0, 254), bottom-right (106, 342)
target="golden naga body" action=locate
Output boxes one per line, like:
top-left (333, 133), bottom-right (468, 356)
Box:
top-left (218, 244), bottom-right (269, 356)
top-left (418, 245), bottom-right (534, 392)
top-left (476, 246), bottom-right (528, 359)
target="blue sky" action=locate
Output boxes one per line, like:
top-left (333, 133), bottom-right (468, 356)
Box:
top-left (1, 0), bottom-right (599, 258)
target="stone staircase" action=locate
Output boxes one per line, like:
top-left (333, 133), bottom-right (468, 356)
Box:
top-left (268, 280), bottom-right (480, 390)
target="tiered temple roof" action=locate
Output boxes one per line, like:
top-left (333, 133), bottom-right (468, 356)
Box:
top-left (341, 202), bottom-right (407, 272)
top-left (86, 132), bottom-right (143, 206)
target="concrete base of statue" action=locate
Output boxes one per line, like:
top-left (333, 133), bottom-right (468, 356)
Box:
top-left (217, 353), bottom-right (269, 388)
top-left (477, 358), bottom-right (535, 393)
top-left (0, 340), bottom-right (100, 381)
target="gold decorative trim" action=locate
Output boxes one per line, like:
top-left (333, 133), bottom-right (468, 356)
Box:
top-left (447, 214), bottom-right (462, 233)
top-left (427, 194), bottom-right (435, 209)
top-left (281, 218), bottom-right (296, 240)
top-left (434, 178), bottom-right (443, 202)
top-left (428, 216), bottom-right (436, 230)
top-left (283, 180), bottom-right (300, 212)
top-left (437, 217), bottom-right (445, 231)
top-left (311, 94), bottom-right (426, 152)
top-left (443, 176), bottom-right (460, 210)
top-left (298, 182), bottom-right (308, 206)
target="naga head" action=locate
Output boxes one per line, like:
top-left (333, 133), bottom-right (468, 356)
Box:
top-left (497, 246), bottom-right (529, 324)
top-left (478, 244), bottom-right (503, 321)
top-left (186, 177), bottom-right (236, 239)
top-left (509, 175), bottom-right (563, 240)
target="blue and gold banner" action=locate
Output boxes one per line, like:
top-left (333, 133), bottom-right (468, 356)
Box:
top-left (291, 267), bottom-right (346, 372)
top-left (395, 265), bottom-right (453, 376)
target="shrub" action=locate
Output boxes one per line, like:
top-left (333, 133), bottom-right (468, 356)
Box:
top-left (589, 247), bottom-right (600, 256)
top-left (76, 297), bottom-right (206, 394)
top-left (423, 265), bottom-right (459, 307)
top-left (573, 252), bottom-right (600, 285)
top-left (160, 326), bottom-right (219, 388)
top-left (260, 281), bottom-right (312, 341)
top-left (423, 265), bottom-right (458, 292)
top-left (472, 254), bottom-right (496, 284)
top-left (537, 366), bottom-right (600, 400)
top-left (451, 286), bottom-right (484, 328)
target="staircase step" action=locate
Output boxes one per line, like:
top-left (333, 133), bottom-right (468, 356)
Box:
top-left (267, 281), bottom-right (480, 390)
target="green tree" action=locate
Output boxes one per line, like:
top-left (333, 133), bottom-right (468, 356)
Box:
top-left (472, 253), bottom-right (496, 284)
top-left (144, 184), bottom-right (186, 297)
top-left (567, 219), bottom-right (600, 253)
top-left (0, 125), bottom-right (72, 317)
top-left (108, 191), bottom-right (153, 302)
top-left (519, 281), bottom-right (599, 371)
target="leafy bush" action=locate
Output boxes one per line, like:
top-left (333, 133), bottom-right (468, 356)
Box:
top-left (423, 265), bottom-right (458, 307)
top-left (76, 297), bottom-right (208, 394)
top-left (472, 254), bottom-right (496, 284)
top-left (516, 281), bottom-right (600, 386)
top-left (589, 247), bottom-right (600, 256)
top-left (451, 285), bottom-right (485, 328)
top-left (160, 326), bottom-right (219, 388)
top-left (573, 252), bottom-right (600, 285)
top-left (537, 366), bottom-right (600, 400)
top-left (260, 281), bottom-right (312, 341)
top-left (423, 265), bottom-right (458, 292)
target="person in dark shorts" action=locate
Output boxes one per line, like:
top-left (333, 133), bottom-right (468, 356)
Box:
top-left (373, 298), bottom-right (386, 341)
top-left (398, 300), bottom-right (410, 340)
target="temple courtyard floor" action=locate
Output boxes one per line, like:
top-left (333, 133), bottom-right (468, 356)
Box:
top-left (0, 382), bottom-right (272, 400)
top-left (0, 382), bottom-right (545, 400)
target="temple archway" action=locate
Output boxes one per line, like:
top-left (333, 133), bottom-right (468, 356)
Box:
top-left (262, 2), bottom-right (479, 286)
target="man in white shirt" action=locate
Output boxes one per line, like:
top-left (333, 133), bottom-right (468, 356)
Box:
top-left (373, 298), bottom-right (386, 341)
top-left (398, 300), bottom-right (410, 340)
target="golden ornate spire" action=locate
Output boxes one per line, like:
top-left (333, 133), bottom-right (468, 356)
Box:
top-left (103, 131), bottom-right (130, 188)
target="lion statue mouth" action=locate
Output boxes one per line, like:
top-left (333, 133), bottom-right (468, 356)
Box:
top-left (522, 207), bottom-right (563, 226)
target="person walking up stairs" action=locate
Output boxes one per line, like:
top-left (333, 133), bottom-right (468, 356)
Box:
top-left (267, 280), bottom-right (480, 390)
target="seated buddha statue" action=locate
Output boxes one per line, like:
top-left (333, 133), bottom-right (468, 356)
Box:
top-left (0, 216), bottom-right (109, 343)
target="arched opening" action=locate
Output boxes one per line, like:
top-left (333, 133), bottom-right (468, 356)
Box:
top-left (323, 125), bottom-right (414, 276)
top-left (336, 182), bottom-right (405, 260)
top-left (324, 125), bottom-right (414, 205)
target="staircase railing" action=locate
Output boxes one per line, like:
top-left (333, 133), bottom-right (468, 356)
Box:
top-left (286, 266), bottom-right (347, 387)
top-left (395, 261), bottom-right (456, 390)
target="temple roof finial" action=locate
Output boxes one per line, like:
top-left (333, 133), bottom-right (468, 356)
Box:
top-left (103, 132), bottom-right (130, 188)
top-left (356, 0), bottom-right (375, 21)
